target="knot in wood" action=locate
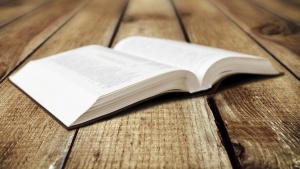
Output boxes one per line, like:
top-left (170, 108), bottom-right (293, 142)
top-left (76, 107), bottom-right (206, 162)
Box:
top-left (231, 140), bottom-right (245, 157)
top-left (123, 14), bottom-right (170, 23)
top-left (260, 21), bottom-right (286, 36)
top-left (259, 20), bottom-right (300, 36)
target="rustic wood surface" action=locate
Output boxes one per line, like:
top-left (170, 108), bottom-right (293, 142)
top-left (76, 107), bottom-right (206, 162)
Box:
top-left (176, 0), bottom-right (300, 168)
top-left (0, 0), bottom-right (299, 168)
top-left (0, 0), bottom-right (88, 82)
top-left (250, 0), bottom-right (300, 24)
top-left (208, 0), bottom-right (300, 168)
top-left (0, 0), bottom-right (125, 168)
top-left (211, 0), bottom-right (300, 79)
top-left (0, 0), bottom-right (49, 27)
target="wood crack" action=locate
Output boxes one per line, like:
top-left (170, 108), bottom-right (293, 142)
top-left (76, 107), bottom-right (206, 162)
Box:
top-left (61, 129), bottom-right (79, 169)
top-left (207, 96), bottom-right (242, 169)
top-left (108, 0), bottom-right (129, 48)
top-left (170, 0), bottom-right (190, 43)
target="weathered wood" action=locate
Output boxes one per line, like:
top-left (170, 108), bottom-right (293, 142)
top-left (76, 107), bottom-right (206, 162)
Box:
top-left (211, 0), bottom-right (300, 79)
top-left (2, 0), bottom-right (299, 168)
top-left (0, 0), bottom-right (49, 27)
top-left (0, 81), bottom-right (76, 168)
top-left (175, 0), bottom-right (300, 167)
top-left (64, 0), bottom-right (231, 168)
top-left (0, 0), bottom-right (88, 82)
top-left (213, 82), bottom-right (300, 168)
top-left (250, 0), bottom-right (300, 25)
top-left (112, 0), bottom-right (184, 44)
top-left (0, 0), bottom-right (125, 168)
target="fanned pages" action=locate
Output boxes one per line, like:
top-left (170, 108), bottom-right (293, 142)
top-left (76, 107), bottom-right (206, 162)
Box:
top-left (9, 36), bottom-right (279, 128)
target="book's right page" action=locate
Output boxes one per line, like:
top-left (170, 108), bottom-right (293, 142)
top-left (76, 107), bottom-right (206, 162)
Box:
top-left (114, 36), bottom-right (279, 91)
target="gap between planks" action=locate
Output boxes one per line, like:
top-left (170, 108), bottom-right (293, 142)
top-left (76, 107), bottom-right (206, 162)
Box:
top-left (0, 0), bottom-right (91, 83)
top-left (209, 0), bottom-right (300, 80)
top-left (171, 0), bottom-right (241, 168)
top-left (0, 0), bottom-right (50, 28)
top-left (207, 96), bottom-right (242, 169)
top-left (108, 0), bottom-right (130, 48)
top-left (65, 0), bottom-right (231, 168)
top-left (207, 0), bottom-right (300, 82)
top-left (1, 0), bottom-right (92, 83)
top-left (60, 1), bottom-right (129, 168)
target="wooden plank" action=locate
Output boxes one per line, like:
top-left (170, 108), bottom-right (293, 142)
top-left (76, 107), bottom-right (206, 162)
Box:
top-left (210, 0), bottom-right (300, 79)
top-left (0, 0), bottom-right (88, 82)
top-left (112, 0), bottom-right (185, 43)
top-left (65, 0), bottom-right (231, 168)
top-left (250, 0), bottom-right (300, 25)
top-left (174, 0), bottom-right (300, 167)
top-left (0, 0), bottom-right (49, 28)
top-left (0, 0), bottom-right (9, 5)
top-left (0, 0), bottom-right (125, 168)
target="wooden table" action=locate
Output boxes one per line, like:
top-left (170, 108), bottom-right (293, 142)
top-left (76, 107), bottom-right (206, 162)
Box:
top-left (1, 0), bottom-right (299, 168)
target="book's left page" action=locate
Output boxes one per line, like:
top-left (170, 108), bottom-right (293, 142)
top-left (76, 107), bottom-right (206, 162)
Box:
top-left (9, 45), bottom-right (179, 127)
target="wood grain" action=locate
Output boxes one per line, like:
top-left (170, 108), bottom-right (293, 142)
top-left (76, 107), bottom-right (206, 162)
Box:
top-left (2, 0), bottom-right (298, 168)
top-left (210, 0), bottom-right (300, 79)
top-left (65, 0), bottom-right (231, 168)
top-left (0, 0), bottom-right (88, 82)
top-left (175, 0), bottom-right (300, 167)
top-left (0, 0), bottom-right (125, 168)
top-left (250, 0), bottom-right (300, 25)
top-left (0, 80), bottom-right (76, 168)
top-left (0, 0), bottom-right (49, 27)
top-left (112, 0), bottom-right (185, 44)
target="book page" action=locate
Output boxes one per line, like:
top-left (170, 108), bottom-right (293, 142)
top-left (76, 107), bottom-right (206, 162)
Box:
top-left (9, 45), bottom-right (181, 126)
top-left (38, 45), bottom-right (179, 96)
top-left (114, 36), bottom-right (262, 81)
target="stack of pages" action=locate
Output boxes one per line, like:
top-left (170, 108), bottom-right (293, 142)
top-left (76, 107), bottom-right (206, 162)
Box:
top-left (10, 36), bottom-right (279, 128)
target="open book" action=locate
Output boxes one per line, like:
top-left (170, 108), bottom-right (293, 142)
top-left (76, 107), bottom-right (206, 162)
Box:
top-left (9, 36), bottom-right (279, 128)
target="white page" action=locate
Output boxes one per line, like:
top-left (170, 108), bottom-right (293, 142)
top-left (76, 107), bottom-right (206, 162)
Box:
top-left (38, 45), bottom-right (179, 96)
top-left (10, 62), bottom-right (98, 126)
top-left (10, 45), bottom-right (181, 126)
top-left (114, 36), bottom-right (262, 81)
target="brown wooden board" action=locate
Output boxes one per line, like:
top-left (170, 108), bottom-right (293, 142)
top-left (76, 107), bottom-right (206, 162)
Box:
top-left (0, 0), bottom-right (88, 82)
top-left (210, 0), bottom-right (300, 79)
top-left (174, 0), bottom-right (300, 167)
top-left (64, 0), bottom-right (231, 168)
top-left (0, 0), bottom-right (9, 5)
top-left (250, 0), bottom-right (300, 25)
top-left (2, 0), bottom-right (298, 167)
top-left (112, 0), bottom-right (185, 44)
top-left (0, 0), bottom-right (125, 168)
top-left (0, 0), bottom-right (49, 27)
